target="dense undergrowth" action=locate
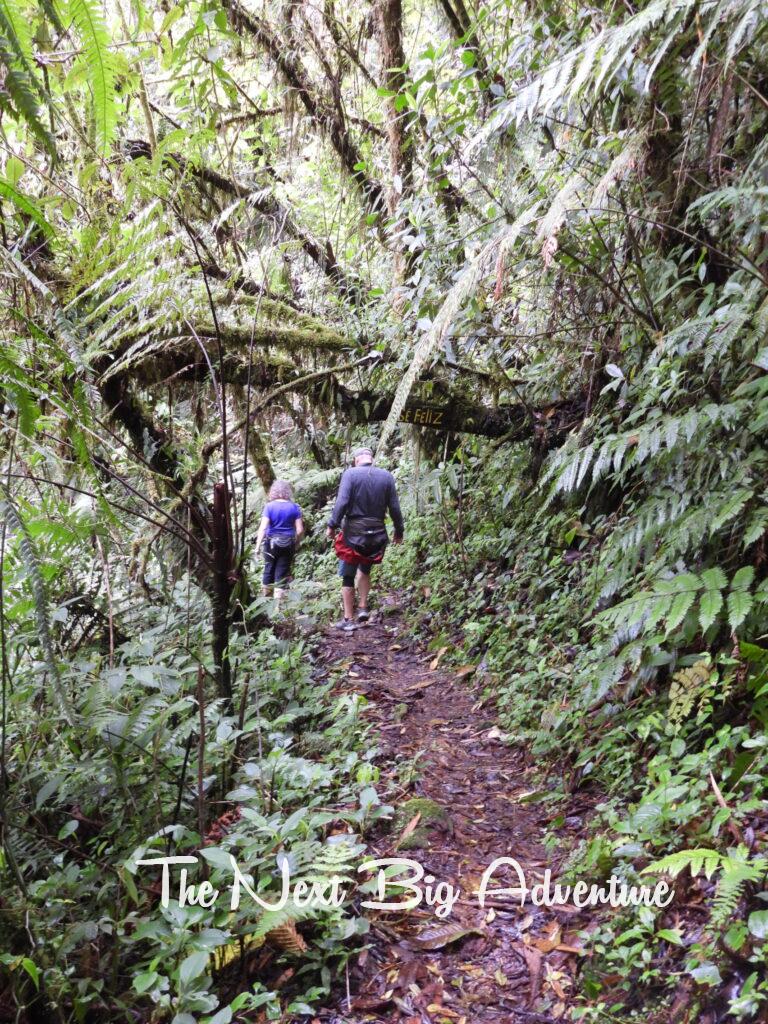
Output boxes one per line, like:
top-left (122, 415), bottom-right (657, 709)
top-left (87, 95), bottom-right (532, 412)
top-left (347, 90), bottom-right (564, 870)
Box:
top-left (3, 0), bottom-right (768, 1017)
top-left (0, 511), bottom-right (391, 1020)
top-left (388, 393), bottom-right (768, 1019)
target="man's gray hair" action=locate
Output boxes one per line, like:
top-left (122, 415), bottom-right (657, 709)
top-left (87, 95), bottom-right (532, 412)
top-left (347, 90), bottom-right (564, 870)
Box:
top-left (353, 446), bottom-right (374, 464)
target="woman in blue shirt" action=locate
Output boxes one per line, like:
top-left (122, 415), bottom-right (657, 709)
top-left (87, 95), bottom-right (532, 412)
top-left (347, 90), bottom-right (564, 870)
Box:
top-left (255, 480), bottom-right (304, 609)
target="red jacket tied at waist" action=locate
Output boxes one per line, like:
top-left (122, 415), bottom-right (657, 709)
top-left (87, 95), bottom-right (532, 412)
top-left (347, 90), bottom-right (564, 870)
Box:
top-left (333, 530), bottom-right (384, 565)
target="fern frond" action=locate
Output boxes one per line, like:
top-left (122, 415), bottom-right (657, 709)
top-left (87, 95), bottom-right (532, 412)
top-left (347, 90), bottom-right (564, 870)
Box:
top-left (590, 131), bottom-right (648, 208)
top-left (0, 486), bottom-right (77, 727)
top-left (248, 903), bottom-right (317, 944)
top-left (62, 0), bottom-right (116, 153)
top-left (642, 847), bottom-right (722, 879)
top-left (0, 33), bottom-right (56, 155)
top-left (0, 0), bottom-right (33, 63)
top-left (713, 854), bottom-right (767, 925)
top-left (0, 179), bottom-right (55, 238)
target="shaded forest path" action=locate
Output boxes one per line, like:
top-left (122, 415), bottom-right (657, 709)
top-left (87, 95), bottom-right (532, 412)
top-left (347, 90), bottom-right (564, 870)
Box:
top-left (314, 595), bottom-right (593, 1024)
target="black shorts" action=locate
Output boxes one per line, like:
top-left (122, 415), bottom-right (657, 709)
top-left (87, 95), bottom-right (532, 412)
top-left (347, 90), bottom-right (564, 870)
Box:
top-left (262, 538), bottom-right (295, 586)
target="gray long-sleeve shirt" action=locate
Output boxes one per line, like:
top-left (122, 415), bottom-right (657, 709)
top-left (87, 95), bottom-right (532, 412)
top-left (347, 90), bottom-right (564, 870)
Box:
top-left (328, 465), bottom-right (404, 536)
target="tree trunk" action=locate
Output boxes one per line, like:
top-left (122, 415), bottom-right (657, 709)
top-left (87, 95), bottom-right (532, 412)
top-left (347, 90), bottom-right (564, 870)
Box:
top-left (210, 481), bottom-right (235, 706)
top-left (376, 0), bottom-right (416, 284)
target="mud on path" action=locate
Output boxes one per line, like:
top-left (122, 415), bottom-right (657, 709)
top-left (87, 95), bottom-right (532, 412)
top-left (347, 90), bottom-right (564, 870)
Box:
top-left (314, 596), bottom-right (597, 1024)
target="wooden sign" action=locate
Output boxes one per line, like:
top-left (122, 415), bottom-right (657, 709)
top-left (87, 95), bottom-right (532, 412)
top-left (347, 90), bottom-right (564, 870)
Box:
top-left (399, 404), bottom-right (448, 429)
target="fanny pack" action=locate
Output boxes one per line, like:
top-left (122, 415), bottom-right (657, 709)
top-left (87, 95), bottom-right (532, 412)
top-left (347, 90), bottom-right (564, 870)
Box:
top-left (267, 534), bottom-right (295, 550)
top-left (343, 516), bottom-right (389, 558)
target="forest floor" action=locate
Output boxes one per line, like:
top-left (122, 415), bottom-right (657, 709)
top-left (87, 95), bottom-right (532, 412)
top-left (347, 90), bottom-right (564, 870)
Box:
top-left (313, 594), bottom-right (600, 1024)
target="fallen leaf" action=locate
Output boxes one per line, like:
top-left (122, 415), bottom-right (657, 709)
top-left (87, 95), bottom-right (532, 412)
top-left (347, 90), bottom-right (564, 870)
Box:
top-left (520, 945), bottom-right (543, 1005)
top-left (457, 963), bottom-right (484, 977)
top-left (412, 923), bottom-right (484, 950)
top-left (485, 726), bottom-right (506, 741)
top-left (455, 664), bottom-right (477, 679)
top-left (430, 646), bottom-right (449, 670)
top-left (349, 994), bottom-right (394, 1010)
top-left (533, 923), bottom-right (562, 953)
top-left (544, 964), bottom-right (571, 1001)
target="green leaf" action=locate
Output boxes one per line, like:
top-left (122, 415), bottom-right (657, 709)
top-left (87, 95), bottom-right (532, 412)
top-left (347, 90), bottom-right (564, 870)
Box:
top-left (657, 928), bottom-right (683, 945)
top-left (178, 950), bottom-right (208, 988)
top-left (698, 588), bottom-right (723, 632)
top-left (731, 566), bottom-right (755, 591)
top-left (206, 1009), bottom-right (233, 1024)
top-left (20, 958), bottom-right (40, 990)
top-left (62, 0), bottom-right (116, 153)
top-left (747, 910), bottom-right (768, 940)
top-left (689, 963), bottom-right (722, 986)
top-left (199, 846), bottom-right (234, 870)
top-left (727, 589), bottom-right (752, 630)
top-left (359, 785), bottom-right (379, 810)
top-left (664, 588), bottom-right (697, 634)
top-left (670, 737), bottom-right (686, 758)
top-left (700, 567), bottom-right (727, 591)
top-left (0, 0), bottom-right (33, 62)
top-left (0, 486), bottom-right (76, 727)
top-left (35, 775), bottom-right (63, 809)
top-left (57, 819), bottom-right (79, 840)
top-left (133, 970), bottom-right (160, 994)
top-left (0, 37), bottom-right (56, 155)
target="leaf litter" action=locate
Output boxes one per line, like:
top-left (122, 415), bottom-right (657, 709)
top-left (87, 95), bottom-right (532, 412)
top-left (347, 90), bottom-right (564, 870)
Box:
top-left (318, 599), bottom-right (596, 1023)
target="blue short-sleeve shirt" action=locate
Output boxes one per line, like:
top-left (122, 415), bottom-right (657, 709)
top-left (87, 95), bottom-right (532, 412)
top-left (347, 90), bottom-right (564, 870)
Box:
top-left (263, 500), bottom-right (302, 540)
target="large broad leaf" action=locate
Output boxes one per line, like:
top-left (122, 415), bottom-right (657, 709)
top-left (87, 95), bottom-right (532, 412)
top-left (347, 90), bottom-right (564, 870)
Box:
top-left (748, 910), bottom-right (768, 940)
top-left (689, 963), bottom-right (722, 986)
top-left (178, 950), bottom-right (209, 988)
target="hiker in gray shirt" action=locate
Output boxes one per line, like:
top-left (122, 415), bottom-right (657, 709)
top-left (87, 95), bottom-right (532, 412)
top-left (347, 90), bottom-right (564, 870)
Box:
top-left (326, 446), bottom-right (404, 631)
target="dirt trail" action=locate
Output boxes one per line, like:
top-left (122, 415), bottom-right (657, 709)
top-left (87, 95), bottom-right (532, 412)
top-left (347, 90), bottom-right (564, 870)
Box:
top-left (315, 596), bottom-right (594, 1024)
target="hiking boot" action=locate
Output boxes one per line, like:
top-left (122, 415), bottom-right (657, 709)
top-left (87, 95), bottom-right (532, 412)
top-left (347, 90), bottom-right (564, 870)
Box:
top-left (334, 618), bottom-right (357, 632)
top-left (356, 609), bottom-right (370, 623)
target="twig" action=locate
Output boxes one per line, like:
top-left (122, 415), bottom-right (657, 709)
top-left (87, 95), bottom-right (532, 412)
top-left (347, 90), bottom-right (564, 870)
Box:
top-left (708, 770), bottom-right (745, 845)
top-left (197, 667), bottom-right (207, 840)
